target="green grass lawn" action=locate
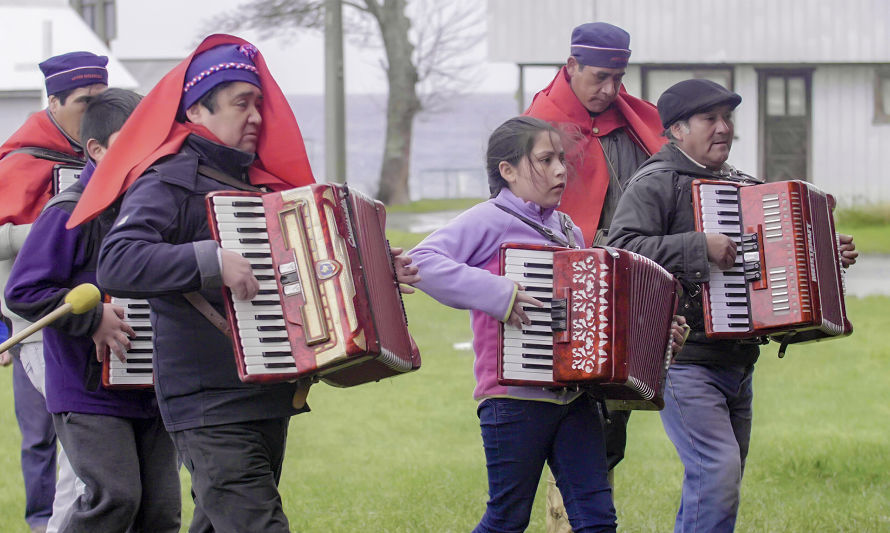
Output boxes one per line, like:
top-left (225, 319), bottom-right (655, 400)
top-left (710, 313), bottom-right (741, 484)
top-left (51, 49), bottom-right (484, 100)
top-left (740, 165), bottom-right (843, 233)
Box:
top-left (0, 231), bottom-right (886, 531)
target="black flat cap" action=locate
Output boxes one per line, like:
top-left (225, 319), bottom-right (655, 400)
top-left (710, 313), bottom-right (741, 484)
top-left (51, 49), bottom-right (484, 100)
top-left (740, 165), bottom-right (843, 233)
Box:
top-left (657, 79), bottom-right (742, 129)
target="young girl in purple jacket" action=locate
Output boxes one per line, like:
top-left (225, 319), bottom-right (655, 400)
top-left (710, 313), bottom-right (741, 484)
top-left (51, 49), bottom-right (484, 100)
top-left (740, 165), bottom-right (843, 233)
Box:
top-left (410, 116), bottom-right (617, 532)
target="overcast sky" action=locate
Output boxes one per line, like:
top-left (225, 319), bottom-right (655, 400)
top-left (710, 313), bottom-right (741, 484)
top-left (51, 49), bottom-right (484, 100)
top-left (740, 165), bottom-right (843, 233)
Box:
top-left (111, 0), bottom-right (526, 95)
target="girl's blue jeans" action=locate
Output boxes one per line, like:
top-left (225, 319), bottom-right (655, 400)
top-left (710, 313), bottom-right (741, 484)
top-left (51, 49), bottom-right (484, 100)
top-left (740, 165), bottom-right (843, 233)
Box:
top-left (473, 395), bottom-right (616, 533)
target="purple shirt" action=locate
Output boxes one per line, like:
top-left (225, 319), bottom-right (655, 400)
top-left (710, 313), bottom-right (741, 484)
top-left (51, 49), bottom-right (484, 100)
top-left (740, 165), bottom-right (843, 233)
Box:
top-left (410, 188), bottom-right (584, 403)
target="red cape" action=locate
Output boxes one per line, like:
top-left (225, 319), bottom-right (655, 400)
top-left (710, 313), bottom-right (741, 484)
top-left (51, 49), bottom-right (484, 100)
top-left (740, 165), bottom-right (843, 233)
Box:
top-left (0, 110), bottom-right (81, 225)
top-left (524, 67), bottom-right (666, 246)
top-left (68, 34), bottom-right (316, 228)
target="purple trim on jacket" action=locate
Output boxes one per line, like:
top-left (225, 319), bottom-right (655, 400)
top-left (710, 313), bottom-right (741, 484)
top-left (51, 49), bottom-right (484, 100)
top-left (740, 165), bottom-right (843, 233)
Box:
top-left (4, 160), bottom-right (159, 417)
top-left (410, 188), bottom-right (584, 403)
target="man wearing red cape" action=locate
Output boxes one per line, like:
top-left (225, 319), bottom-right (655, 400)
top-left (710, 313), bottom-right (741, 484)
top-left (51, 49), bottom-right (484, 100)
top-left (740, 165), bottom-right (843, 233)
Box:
top-left (87, 35), bottom-right (315, 532)
top-left (523, 22), bottom-right (666, 531)
top-left (0, 50), bottom-right (108, 533)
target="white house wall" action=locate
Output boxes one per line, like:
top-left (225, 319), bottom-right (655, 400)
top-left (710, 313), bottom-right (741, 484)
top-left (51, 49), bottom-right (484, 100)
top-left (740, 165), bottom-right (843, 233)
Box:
top-left (812, 66), bottom-right (890, 205)
top-left (488, 0), bottom-right (890, 64)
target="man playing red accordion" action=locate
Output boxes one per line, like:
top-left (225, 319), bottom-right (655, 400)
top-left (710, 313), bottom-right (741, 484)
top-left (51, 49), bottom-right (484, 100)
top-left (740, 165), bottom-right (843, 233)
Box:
top-left (607, 78), bottom-right (858, 533)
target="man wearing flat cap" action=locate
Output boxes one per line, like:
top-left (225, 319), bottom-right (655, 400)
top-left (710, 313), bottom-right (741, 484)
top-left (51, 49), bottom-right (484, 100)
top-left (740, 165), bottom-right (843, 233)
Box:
top-left (607, 78), bottom-right (858, 532)
top-left (525, 22), bottom-right (666, 530)
top-left (0, 50), bottom-right (107, 533)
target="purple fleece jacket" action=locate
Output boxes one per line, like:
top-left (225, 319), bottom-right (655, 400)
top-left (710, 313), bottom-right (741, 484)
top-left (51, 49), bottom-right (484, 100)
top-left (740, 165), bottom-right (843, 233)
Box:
top-left (410, 188), bottom-right (585, 403)
top-left (5, 161), bottom-right (158, 417)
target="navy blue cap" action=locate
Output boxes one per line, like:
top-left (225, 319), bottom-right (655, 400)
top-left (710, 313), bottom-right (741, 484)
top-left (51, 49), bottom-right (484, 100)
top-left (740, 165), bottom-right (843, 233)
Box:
top-left (570, 22), bottom-right (631, 69)
top-left (657, 79), bottom-right (742, 129)
top-left (181, 43), bottom-right (262, 112)
top-left (39, 51), bottom-right (108, 96)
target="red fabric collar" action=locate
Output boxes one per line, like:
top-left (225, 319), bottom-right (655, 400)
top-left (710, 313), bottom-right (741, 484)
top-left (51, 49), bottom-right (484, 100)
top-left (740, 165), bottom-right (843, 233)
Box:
top-left (68, 34), bottom-right (315, 228)
top-left (524, 67), bottom-right (666, 245)
top-left (0, 110), bottom-right (81, 224)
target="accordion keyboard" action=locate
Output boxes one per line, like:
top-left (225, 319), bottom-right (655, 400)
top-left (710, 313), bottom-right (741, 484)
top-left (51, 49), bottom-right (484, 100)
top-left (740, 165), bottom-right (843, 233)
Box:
top-left (105, 298), bottom-right (153, 387)
top-left (210, 195), bottom-right (299, 376)
top-left (501, 247), bottom-right (555, 383)
top-left (697, 183), bottom-right (753, 333)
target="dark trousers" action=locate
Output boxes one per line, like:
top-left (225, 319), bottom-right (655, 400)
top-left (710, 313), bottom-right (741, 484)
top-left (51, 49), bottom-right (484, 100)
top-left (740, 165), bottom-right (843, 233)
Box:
top-left (13, 351), bottom-right (56, 529)
top-left (602, 409), bottom-right (631, 471)
top-left (52, 412), bottom-right (180, 533)
top-left (173, 417), bottom-right (291, 533)
top-left (473, 397), bottom-right (616, 533)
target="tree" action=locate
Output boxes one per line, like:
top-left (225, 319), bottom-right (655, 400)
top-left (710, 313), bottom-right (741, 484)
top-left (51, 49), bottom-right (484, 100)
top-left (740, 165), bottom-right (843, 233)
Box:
top-left (207, 0), bottom-right (482, 204)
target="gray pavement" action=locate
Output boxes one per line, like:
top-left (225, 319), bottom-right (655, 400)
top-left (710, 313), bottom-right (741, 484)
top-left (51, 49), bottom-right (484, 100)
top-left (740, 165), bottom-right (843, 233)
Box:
top-left (387, 210), bottom-right (889, 297)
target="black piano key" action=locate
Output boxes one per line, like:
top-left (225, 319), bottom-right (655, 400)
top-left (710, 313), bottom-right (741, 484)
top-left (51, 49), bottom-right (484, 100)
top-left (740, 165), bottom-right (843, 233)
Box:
top-left (529, 320), bottom-right (551, 327)
top-left (259, 337), bottom-right (289, 343)
top-left (243, 252), bottom-right (272, 259)
top-left (264, 362), bottom-right (297, 369)
top-left (248, 301), bottom-right (282, 307)
top-left (522, 342), bottom-right (551, 350)
top-left (521, 363), bottom-right (552, 370)
top-left (230, 201), bottom-right (263, 207)
top-left (257, 325), bottom-right (286, 332)
top-left (233, 212), bottom-right (265, 218)
top-left (523, 262), bottom-right (551, 269)
top-left (239, 238), bottom-right (269, 245)
top-left (127, 368), bottom-right (154, 374)
top-left (253, 314), bottom-right (284, 320)
top-left (261, 351), bottom-right (292, 357)
top-left (523, 273), bottom-right (553, 279)
top-left (521, 353), bottom-right (552, 360)
top-left (237, 227), bottom-right (266, 233)
top-left (521, 330), bottom-right (552, 337)
top-left (125, 357), bottom-right (152, 364)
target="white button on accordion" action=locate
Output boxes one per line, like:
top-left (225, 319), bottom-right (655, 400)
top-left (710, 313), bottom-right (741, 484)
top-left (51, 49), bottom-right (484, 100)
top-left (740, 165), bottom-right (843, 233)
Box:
top-left (498, 244), bottom-right (680, 410)
top-left (206, 183), bottom-right (421, 386)
top-left (691, 178), bottom-right (852, 350)
top-left (101, 297), bottom-right (154, 389)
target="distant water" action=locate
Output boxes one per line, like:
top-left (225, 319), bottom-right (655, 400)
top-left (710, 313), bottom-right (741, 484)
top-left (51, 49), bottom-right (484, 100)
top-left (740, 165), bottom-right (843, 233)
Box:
top-left (287, 93), bottom-right (520, 200)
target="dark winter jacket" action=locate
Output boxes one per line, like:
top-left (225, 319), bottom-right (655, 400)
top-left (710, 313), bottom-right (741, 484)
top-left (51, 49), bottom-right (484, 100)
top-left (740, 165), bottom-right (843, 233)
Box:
top-left (607, 142), bottom-right (760, 366)
top-left (98, 135), bottom-right (302, 431)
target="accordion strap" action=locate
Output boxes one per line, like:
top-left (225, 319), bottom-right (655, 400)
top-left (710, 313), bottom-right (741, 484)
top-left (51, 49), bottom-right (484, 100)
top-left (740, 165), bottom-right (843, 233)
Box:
top-left (494, 204), bottom-right (576, 248)
top-left (6, 147), bottom-right (84, 165)
top-left (183, 292), bottom-right (232, 338)
top-left (197, 165), bottom-right (263, 192)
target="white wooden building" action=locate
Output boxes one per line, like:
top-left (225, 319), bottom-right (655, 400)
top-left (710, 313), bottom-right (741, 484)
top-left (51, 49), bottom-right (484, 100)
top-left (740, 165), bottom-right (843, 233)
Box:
top-left (0, 0), bottom-right (137, 142)
top-left (488, 0), bottom-right (890, 205)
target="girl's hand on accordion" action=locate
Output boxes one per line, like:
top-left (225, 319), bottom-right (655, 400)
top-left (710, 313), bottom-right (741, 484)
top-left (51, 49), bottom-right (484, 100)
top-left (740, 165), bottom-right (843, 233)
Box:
top-left (221, 249), bottom-right (260, 300)
top-left (506, 285), bottom-right (544, 329)
top-left (390, 247), bottom-right (421, 294)
top-left (838, 233), bottom-right (858, 267)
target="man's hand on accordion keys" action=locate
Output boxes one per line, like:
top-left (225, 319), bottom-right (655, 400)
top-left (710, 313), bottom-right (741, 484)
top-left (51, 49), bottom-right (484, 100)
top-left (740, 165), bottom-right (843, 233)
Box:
top-left (390, 247), bottom-right (421, 294)
top-left (92, 302), bottom-right (135, 363)
top-left (705, 233), bottom-right (738, 270)
top-left (506, 284), bottom-right (544, 329)
top-left (221, 248), bottom-right (260, 300)
top-left (838, 233), bottom-right (858, 267)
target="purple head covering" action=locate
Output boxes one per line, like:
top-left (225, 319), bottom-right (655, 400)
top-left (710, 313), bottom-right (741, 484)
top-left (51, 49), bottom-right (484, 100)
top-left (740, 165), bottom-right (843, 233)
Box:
top-left (181, 43), bottom-right (262, 112)
top-left (570, 22), bottom-right (631, 69)
top-left (39, 51), bottom-right (108, 96)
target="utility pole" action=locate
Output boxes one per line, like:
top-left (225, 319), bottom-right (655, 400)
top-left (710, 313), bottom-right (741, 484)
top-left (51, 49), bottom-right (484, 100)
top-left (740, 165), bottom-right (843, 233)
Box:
top-left (324, 0), bottom-right (347, 183)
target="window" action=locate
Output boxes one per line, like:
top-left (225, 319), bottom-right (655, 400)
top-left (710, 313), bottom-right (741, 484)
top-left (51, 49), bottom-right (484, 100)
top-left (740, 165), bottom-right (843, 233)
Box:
top-left (874, 67), bottom-right (890, 124)
top-left (641, 66), bottom-right (734, 103)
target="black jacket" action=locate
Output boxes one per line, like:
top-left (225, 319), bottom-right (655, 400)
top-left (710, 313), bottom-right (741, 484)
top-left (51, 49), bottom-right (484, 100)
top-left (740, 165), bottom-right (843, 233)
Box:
top-left (607, 142), bottom-right (759, 366)
top-left (98, 135), bottom-right (302, 431)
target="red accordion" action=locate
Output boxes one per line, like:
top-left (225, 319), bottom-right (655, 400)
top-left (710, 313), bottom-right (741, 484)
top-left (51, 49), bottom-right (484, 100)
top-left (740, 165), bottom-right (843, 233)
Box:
top-left (692, 179), bottom-right (852, 347)
top-left (101, 297), bottom-right (154, 389)
top-left (206, 184), bottom-right (421, 386)
top-left (498, 244), bottom-right (680, 410)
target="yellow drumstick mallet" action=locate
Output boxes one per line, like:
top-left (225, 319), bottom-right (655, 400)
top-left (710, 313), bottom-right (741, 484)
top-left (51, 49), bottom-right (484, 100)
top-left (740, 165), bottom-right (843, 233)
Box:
top-left (0, 283), bottom-right (101, 354)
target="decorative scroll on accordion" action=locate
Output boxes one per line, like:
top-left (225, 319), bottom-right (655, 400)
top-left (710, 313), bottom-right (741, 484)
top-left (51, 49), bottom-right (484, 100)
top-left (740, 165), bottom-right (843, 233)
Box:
top-left (101, 297), bottom-right (154, 389)
top-left (691, 179), bottom-right (852, 346)
top-left (498, 244), bottom-right (680, 410)
top-left (206, 184), bottom-right (421, 386)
